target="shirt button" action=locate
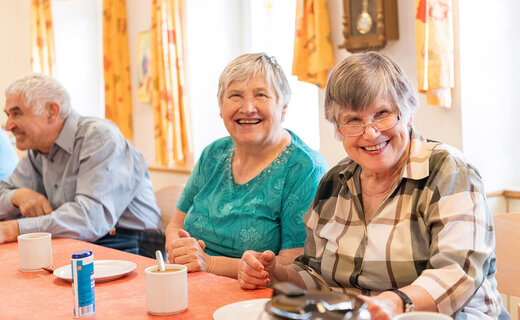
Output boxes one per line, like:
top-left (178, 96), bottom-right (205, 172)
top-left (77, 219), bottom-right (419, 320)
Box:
top-left (54, 184), bottom-right (58, 189)
top-left (50, 159), bottom-right (54, 163)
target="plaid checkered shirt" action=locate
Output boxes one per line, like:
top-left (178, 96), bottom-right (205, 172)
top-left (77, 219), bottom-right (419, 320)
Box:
top-left (291, 130), bottom-right (507, 319)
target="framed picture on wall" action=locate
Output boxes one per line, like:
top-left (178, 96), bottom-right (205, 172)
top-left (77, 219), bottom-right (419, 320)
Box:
top-left (137, 31), bottom-right (152, 103)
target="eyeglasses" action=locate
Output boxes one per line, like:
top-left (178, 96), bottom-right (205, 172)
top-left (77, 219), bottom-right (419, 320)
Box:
top-left (336, 112), bottom-right (401, 137)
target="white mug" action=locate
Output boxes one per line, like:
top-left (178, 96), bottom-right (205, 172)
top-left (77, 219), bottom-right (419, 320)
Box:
top-left (17, 232), bottom-right (53, 272)
top-left (394, 312), bottom-right (453, 320)
top-left (145, 264), bottom-right (188, 315)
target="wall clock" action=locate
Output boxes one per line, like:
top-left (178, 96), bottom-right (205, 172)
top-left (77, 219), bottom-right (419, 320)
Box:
top-left (340, 0), bottom-right (399, 52)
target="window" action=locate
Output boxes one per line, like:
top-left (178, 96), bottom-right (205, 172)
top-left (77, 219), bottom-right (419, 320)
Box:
top-left (52, 0), bottom-right (104, 118)
top-left (249, 0), bottom-right (320, 150)
top-left (185, 0), bottom-right (320, 161)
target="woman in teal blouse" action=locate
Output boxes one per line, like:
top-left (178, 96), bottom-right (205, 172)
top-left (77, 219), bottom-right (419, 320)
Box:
top-left (165, 53), bottom-right (328, 278)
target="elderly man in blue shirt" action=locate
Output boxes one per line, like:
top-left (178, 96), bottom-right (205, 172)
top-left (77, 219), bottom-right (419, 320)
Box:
top-left (0, 73), bottom-right (164, 258)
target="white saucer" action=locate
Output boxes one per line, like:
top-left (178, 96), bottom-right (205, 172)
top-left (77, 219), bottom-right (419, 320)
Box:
top-left (213, 299), bottom-right (270, 320)
top-left (53, 260), bottom-right (137, 282)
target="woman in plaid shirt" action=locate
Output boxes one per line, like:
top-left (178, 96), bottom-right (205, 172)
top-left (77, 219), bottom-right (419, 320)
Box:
top-left (238, 52), bottom-right (508, 320)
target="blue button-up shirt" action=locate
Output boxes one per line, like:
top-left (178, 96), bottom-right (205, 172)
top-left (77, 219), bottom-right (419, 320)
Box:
top-left (0, 110), bottom-right (163, 241)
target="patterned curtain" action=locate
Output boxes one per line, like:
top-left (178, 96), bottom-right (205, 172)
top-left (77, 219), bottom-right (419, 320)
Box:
top-left (103, 0), bottom-right (133, 138)
top-left (292, 0), bottom-right (334, 89)
top-left (151, 0), bottom-right (191, 167)
top-left (415, 0), bottom-right (454, 108)
top-left (30, 0), bottom-right (55, 75)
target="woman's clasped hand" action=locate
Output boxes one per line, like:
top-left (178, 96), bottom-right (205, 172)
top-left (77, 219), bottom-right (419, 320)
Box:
top-left (167, 229), bottom-right (212, 272)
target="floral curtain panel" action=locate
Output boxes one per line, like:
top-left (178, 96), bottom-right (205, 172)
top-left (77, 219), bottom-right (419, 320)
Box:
top-left (103, 0), bottom-right (133, 139)
top-left (30, 0), bottom-right (55, 75)
top-left (151, 0), bottom-right (191, 167)
top-left (292, 0), bottom-right (334, 89)
top-left (415, 0), bottom-right (455, 108)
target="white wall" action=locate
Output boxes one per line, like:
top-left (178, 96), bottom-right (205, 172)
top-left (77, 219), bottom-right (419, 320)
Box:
top-left (0, 0), bottom-right (31, 125)
top-left (458, 0), bottom-right (520, 192)
top-left (127, 0), bottom-right (155, 165)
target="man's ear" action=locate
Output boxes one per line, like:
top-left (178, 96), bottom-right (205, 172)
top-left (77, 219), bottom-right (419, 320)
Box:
top-left (46, 102), bottom-right (61, 121)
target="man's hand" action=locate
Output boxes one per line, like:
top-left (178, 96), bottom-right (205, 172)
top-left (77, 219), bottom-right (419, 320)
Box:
top-left (12, 188), bottom-right (53, 217)
top-left (0, 220), bottom-right (20, 243)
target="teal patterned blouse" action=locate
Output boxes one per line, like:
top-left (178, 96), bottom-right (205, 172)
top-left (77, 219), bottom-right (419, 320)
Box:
top-left (178, 130), bottom-right (328, 258)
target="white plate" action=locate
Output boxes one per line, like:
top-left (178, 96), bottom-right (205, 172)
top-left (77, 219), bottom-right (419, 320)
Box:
top-left (213, 299), bottom-right (270, 320)
top-left (53, 260), bottom-right (137, 283)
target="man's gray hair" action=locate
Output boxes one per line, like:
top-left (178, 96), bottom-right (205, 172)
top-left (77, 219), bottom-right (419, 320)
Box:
top-left (217, 53), bottom-right (291, 108)
top-left (5, 73), bottom-right (72, 118)
top-left (324, 51), bottom-right (418, 124)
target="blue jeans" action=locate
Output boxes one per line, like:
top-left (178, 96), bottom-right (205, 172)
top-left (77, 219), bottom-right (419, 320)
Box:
top-left (94, 228), bottom-right (165, 259)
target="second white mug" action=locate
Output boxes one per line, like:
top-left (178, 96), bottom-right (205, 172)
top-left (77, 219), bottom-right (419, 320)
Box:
top-left (17, 232), bottom-right (53, 272)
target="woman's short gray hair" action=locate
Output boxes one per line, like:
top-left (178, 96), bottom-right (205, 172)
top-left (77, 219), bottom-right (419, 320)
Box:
top-left (324, 51), bottom-right (418, 124)
top-left (217, 53), bottom-right (291, 108)
top-left (5, 73), bottom-right (72, 118)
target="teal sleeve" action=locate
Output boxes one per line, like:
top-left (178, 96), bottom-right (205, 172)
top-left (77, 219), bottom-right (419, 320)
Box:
top-left (280, 159), bottom-right (328, 250)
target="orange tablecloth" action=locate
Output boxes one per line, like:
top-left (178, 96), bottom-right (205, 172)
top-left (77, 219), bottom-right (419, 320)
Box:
top-left (0, 238), bottom-right (272, 319)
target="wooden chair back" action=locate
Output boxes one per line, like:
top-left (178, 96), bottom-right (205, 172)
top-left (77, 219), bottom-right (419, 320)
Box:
top-left (154, 185), bottom-right (184, 226)
top-left (493, 212), bottom-right (520, 317)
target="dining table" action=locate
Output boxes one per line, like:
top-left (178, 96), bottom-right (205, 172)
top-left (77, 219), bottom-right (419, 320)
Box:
top-left (0, 238), bottom-right (273, 319)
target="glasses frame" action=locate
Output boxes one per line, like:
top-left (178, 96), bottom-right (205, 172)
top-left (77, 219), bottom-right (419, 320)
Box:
top-left (336, 112), bottom-right (401, 137)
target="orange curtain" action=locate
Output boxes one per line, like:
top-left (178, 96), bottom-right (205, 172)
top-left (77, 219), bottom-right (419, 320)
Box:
top-left (415, 0), bottom-right (454, 108)
top-left (292, 0), bottom-right (334, 89)
top-left (151, 0), bottom-right (191, 167)
top-left (103, 0), bottom-right (133, 139)
top-left (30, 0), bottom-right (55, 75)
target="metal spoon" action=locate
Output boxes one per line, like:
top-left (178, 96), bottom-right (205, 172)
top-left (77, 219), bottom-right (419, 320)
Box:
top-left (155, 250), bottom-right (165, 272)
top-left (42, 266), bottom-right (54, 273)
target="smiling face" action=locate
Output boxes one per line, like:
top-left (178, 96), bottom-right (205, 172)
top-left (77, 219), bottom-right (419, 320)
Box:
top-left (338, 96), bottom-right (411, 177)
top-left (4, 94), bottom-right (56, 153)
top-left (220, 74), bottom-right (287, 148)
